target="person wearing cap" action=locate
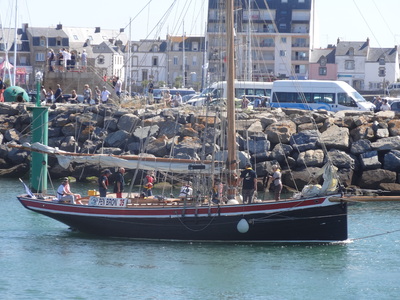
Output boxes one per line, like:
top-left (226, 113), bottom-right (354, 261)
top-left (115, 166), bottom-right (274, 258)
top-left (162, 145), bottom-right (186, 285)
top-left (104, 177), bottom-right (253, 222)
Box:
top-left (56, 178), bottom-right (75, 204)
top-left (101, 86), bottom-right (111, 104)
top-left (98, 169), bottom-right (112, 197)
top-left (142, 170), bottom-right (156, 197)
top-left (239, 162), bottom-right (257, 204)
top-left (179, 181), bottom-right (193, 199)
top-left (113, 167), bottom-right (126, 198)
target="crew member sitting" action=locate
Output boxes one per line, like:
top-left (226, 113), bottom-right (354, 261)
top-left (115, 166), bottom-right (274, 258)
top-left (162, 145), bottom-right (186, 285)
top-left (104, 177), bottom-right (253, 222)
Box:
top-left (56, 179), bottom-right (75, 204)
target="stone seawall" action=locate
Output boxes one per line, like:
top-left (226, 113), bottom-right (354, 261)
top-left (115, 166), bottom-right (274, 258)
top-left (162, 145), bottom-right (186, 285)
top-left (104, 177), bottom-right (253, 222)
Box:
top-left (1, 102), bottom-right (400, 192)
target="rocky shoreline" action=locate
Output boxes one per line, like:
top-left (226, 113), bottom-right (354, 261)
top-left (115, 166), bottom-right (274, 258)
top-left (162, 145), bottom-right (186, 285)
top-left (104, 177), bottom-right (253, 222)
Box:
top-left (1, 101), bottom-right (400, 193)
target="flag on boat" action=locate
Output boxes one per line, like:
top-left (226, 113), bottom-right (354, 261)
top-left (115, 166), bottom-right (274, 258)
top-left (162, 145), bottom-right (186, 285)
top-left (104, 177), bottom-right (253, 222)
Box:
top-left (19, 178), bottom-right (36, 199)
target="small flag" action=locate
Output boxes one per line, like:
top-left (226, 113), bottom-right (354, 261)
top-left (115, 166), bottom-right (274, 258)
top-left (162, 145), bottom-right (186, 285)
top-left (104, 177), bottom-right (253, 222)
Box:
top-left (19, 178), bottom-right (37, 199)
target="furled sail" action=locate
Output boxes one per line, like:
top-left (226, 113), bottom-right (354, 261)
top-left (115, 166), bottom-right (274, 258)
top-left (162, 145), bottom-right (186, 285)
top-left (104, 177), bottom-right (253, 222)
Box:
top-left (13, 142), bottom-right (221, 174)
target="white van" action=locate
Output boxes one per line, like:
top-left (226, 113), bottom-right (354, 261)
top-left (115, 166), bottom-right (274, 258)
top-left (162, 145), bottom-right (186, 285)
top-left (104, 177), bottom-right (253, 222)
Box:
top-left (270, 80), bottom-right (375, 112)
top-left (387, 82), bottom-right (400, 96)
top-left (187, 81), bottom-right (272, 107)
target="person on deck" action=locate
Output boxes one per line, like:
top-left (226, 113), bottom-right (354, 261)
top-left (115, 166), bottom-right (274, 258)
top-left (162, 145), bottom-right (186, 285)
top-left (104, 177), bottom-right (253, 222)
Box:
top-left (63, 177), bottom-right (82, 204)
top-left (98, 169), bottom-right (112, 197)
top-left (57, 179), bottom-right (75, 204)
top-left (142, 171), bottom-right (156, 197)
top-left (269, 164), bottom-right (282, 201)
top-left (179, 181), bottom-right (193, 199)
top-left (239, 163), bottom-right (257, 204)
top-left (113, 167), bottom-right (126, 198)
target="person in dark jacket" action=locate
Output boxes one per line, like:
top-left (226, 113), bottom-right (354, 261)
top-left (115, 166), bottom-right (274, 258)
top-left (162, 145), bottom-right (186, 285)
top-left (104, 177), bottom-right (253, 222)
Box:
top-left (98, 169), bottom-right (112, 197)
top-left (113, 167), bottom-right (126, 198)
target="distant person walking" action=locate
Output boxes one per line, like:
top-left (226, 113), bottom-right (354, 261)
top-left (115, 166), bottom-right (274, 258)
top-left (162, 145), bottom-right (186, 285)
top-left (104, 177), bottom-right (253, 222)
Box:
top-left (114, 77), bottom-right (122, 98)
top-left (80, 49), bottom-right (87, 72)
top-left (148, 80), bottom-right (154, 104)
top-left (380, 99), bottom-right (391, 111)
top-left (83, 84), bottom-right (93, 105)
top-left (101, 86), bottom-right (111, 104)
top-left (54, 84), bottom-right (63, 103)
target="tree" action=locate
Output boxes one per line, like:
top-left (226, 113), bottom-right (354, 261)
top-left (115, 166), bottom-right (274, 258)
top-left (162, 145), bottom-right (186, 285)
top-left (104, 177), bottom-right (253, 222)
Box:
top-left (174, 76), bottom-right (183, 88)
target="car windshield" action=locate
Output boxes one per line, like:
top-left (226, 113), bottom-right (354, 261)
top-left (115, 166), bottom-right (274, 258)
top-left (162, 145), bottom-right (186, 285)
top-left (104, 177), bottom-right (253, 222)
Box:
top-left (351, 91), bottom-right (367, 102)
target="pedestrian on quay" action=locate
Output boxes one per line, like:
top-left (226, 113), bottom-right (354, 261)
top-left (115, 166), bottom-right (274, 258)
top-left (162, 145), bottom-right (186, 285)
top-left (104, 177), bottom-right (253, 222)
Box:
top-left (101, 86), bottom-right (111, 104)
top-left (83, 84), bottom-right (93, 105)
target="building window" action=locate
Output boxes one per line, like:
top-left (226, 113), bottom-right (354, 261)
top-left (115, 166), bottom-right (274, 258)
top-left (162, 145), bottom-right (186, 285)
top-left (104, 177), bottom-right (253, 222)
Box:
top-left (173, 56), bottom-right (178, 65)
top-left (132, 44), bottom-right (138, 52)
top-left (281, 37), bottom-right (286, 43)
top-left (280, 50), bottom-right (286, 57)
top-left (152, 57), bottom-right (158, 66)
top-left (40, 37), bottom-right (46, 47)
top-left (379, 57), bottom-right (386, 65)
top-left (320, 56), bottom-right (327, 66)
top-left (132, 56), bottom-right (138, 67)
top-left (192, 56), bottom-right (197, 66)
top-left (152, 45), bottom-right (158, 52)
top-left (173, 42), bottom-right (179, 51)
top-left (348, 47), bottom-right (354, 56)
top-left (192, 41), bottom-right (199, 51)
top-left (295, 65), bottom-right (306, 74)
top-left (97, 55), bottom-right (105, 64)
top-left (142, 70), bottom-right (148, 81)
top-left (319, 67), bottom-right (327, 76)
top-left (345, 60), bottom-right (355, 70)
top-left (36, 52), bottom-right (45, 61)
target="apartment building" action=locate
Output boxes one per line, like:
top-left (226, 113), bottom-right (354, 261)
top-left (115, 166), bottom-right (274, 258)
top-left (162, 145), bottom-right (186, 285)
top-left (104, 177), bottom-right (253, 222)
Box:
top-left (206, 0), bottom-right (314, 83)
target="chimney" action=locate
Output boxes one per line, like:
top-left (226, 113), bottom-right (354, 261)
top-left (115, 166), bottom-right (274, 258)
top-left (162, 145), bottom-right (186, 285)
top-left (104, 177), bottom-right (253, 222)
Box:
top-left (95, 27), bottom-right (100, 33)
top-left (56, 24), bottom-right (62, 30)
top-left (337, 38), bottom-right (340, 44)
top-left (120, 28), bottom-right (124, 33)
top-left (367, 37), bottom-right (370, 45)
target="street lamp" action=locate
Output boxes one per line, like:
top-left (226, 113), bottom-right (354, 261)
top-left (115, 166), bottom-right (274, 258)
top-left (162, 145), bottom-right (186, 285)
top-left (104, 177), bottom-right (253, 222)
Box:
top-left (35, 71), bottom-right (43, 107)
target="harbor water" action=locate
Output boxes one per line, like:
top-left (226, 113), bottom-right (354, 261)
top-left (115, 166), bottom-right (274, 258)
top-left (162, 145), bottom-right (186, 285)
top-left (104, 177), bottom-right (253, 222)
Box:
top-left (1, 177), bottom-right (400, 299)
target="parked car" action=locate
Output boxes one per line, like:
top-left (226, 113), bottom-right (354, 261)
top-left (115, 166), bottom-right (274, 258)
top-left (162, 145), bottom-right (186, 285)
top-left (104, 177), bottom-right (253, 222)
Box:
top-left (181, 93), bottom-right (197, 103)
top-left (390, 100), bottom-right (400, 112)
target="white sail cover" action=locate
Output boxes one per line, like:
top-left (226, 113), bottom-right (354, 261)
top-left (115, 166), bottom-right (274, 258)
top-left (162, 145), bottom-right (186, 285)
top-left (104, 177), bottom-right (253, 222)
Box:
top-left (22, 142), bottom-right (220, 174)
top-left (298, 163), bottom-right (339, 198)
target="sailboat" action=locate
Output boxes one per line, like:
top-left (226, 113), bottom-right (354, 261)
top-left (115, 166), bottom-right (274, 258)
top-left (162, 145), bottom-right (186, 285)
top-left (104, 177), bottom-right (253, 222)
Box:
top-left (15, 0), bottom-right (347, 242)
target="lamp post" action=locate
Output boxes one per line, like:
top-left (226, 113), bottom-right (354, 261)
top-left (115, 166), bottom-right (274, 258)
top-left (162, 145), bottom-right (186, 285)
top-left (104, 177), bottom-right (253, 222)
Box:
top-left (35, 71), bottom-right (43, 107)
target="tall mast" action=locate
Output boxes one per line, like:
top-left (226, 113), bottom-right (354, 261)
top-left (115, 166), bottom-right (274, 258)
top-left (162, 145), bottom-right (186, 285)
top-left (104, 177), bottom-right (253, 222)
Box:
top-left (12, 0), bottom-right (18, 86)
top-left (226, 0), bottom-right (237, 199)
top-left (182, 21), bottom-right (185, 88)
top-left (247, 0), bottom-right (252, 81)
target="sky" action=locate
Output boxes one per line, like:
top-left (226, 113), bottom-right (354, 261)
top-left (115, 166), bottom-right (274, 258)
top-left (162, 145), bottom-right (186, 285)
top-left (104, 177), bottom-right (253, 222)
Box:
top-left (4, 0), bottom-right (400, 48)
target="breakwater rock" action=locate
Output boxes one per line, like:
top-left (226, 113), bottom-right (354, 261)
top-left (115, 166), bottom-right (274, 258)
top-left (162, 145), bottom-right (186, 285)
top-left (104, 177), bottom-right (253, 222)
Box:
top-left (1, 102), bottom-right (400, 192)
